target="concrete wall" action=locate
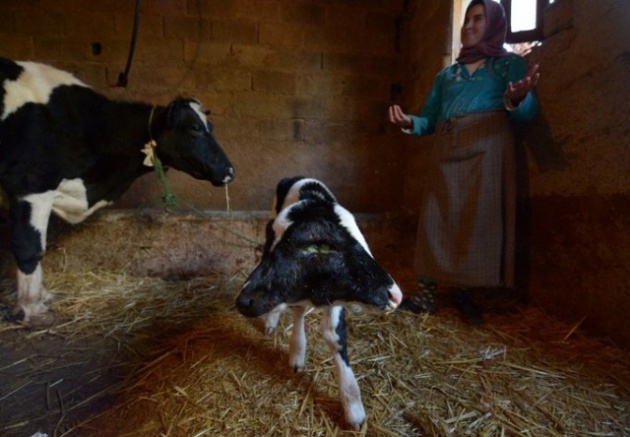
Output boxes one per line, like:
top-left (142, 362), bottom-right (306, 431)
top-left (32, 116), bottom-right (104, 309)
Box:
top-left (398, 0), bottom-right (630, 347)
top-left (0, 0), bottom-right (407, 212)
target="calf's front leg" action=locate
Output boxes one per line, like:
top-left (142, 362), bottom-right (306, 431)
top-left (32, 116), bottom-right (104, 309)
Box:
top-left (288, 306), bottom-right (307, 371)
top-left (321, 306), bottom-right (365, 430)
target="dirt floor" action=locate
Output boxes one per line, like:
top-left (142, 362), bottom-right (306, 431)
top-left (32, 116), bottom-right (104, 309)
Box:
top-left (1, 271), bottom-right (629, 437)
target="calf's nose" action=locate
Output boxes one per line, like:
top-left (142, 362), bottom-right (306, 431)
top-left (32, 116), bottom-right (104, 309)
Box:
top-left (236, 293), bottom-right (253, 316)
top-left (388, 282), bottom-right (403, 307)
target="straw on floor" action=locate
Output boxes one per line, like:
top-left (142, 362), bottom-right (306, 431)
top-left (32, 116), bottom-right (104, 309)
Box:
top-left (0, 271), bottom-right (628, 437)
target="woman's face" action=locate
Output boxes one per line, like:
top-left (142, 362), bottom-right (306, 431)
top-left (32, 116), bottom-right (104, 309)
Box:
top-left (461, 3), bottom-right (486, 48)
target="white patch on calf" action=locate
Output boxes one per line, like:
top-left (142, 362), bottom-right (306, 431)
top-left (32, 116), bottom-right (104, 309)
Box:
top-left (269, 179), bottom-right (339, 251)
top-left (288, 306), bottom-right (307, 371)
top-left (321, 305), bottom-right (343, 349)
top-left (333, 204), bottom-right (372, 257)
top-left (273, 178), bottom-right (335, 218)
top-left (2, 61), bottom-right (87, 120)
top-left (334, 352), bottom-right (366, 430)
top-left (387, 282), bottom-right (403, 309)
top-left (333, 205), bottom-right (403, 309)
top-left (269, 204), bottom-right (295, 252)
top-left (321, 306), bottom-right (365, 430)
top-left (263, 303), bottom-right (286, 335)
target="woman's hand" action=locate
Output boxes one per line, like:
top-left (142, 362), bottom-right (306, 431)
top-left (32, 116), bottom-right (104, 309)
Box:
top-left (388, 105), bottom-right (413, 129)
top-left (506, 63), bottom-right (540, 106)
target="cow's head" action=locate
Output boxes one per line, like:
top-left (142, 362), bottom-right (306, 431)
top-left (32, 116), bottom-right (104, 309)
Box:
top-left (236, 199), bottom-right (403, 318)
top-left (154, 98), bottom-right (234, 186)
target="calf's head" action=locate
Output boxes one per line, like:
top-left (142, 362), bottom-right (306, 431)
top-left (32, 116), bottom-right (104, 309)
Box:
top-left (236, 200), bottom-right (403, 318)
top-left (154, 98), bottom-right (234, 186)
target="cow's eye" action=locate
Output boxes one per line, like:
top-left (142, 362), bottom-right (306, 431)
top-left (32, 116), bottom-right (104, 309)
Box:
top-left (191, 124), bottom-right (203, 134)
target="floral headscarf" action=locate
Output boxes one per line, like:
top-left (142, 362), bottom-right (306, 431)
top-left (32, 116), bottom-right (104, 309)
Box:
top-left (456, 0), bottom-right (509, 64)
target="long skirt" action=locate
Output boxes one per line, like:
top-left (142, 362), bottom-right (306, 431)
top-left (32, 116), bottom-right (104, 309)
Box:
top-left (413, 110), bottom-right (516, 288)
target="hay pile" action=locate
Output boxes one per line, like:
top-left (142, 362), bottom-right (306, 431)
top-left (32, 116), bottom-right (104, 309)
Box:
top-left (0, 271), bottom-right (629, 437)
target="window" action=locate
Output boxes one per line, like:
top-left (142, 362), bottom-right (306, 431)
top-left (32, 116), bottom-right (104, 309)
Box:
top-left (451, 0), bottom-right (552, 63)
top-left (501, 0), bottom-right (553, 43)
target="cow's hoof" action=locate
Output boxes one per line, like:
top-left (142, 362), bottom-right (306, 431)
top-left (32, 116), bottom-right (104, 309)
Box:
top-left (20, 311), bottom-right (57, 328)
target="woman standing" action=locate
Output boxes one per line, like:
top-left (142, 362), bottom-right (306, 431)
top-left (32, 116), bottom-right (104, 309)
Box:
top-left (388, 0), bottom-right (540, 324)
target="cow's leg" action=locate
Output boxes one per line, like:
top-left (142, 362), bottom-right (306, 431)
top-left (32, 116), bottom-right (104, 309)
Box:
top-left (288, 306), bottom-right (307, 372)
top-left (10, 193), bottom-right (55, 325)
top-left (321, 306), bottom-right (365, 430)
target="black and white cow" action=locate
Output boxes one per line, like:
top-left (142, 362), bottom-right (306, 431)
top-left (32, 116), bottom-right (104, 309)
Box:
top-left (236, 177), bottom-right (403, 430)
top-left (0, 57), bottom-right (234, 325)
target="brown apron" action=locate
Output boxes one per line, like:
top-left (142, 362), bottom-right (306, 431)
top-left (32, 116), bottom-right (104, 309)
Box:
top-left (414, 110), bottom-right (516, 288)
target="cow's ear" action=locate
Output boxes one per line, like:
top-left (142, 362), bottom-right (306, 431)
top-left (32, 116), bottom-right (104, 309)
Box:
top-left (165, 100), bottom-right (183, 127)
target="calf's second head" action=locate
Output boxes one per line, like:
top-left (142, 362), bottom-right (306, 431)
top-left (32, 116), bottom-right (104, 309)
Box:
top-left (236, 200), bottom-right (403, 318)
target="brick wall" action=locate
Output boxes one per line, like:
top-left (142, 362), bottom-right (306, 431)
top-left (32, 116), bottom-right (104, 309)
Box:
top-left (0, 0), bottom-right (408, 212)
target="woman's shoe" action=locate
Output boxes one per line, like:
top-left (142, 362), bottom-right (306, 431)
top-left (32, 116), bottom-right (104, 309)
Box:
top-left (400, 292), bottom-right (438, 313)
top-left (399, 276), bottom-right (438, 314)
top-left (453, 288), bottom-right (484, 325)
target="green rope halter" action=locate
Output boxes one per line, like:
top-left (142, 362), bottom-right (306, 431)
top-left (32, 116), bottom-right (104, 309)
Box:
top-left (144, 106), bottom-right (177, 207)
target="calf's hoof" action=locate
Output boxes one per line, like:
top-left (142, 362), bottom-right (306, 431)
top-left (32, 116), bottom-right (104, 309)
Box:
top-left (290, 355), bottom-right (305, 372)
top-left (346, 408), bottom-right (366, 431)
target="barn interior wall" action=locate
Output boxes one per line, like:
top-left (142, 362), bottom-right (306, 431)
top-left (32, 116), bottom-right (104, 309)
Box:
top-left (1, 0), bottom-right (629, 348)
top-left (399, 0), bottom-right (630, 348)
top-left (0, 0), bottom-right (408, 213)
top-left (0, 0), bottom-right (417, 318)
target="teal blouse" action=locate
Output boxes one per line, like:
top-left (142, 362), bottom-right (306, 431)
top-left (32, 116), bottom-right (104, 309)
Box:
top-left (408, 54), bottom-right (539, 136)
